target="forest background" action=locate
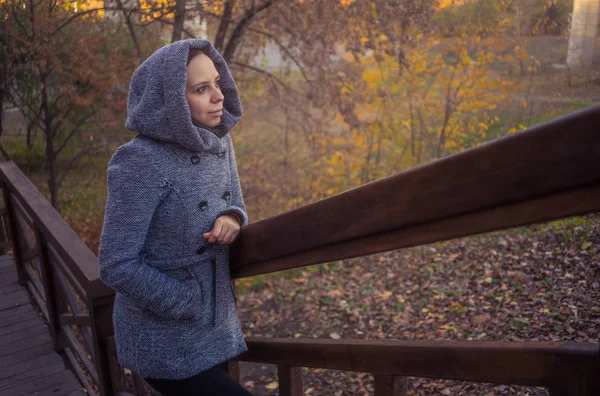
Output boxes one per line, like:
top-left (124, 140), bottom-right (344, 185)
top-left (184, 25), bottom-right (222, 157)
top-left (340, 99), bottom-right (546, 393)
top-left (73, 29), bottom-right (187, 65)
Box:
top-left (1, 0), bottom-right (599, 394)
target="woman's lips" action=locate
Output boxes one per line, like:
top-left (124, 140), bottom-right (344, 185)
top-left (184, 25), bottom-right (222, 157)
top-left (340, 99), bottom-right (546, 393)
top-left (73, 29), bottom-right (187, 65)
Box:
top-left (210, 109), bottom-right (223, 116)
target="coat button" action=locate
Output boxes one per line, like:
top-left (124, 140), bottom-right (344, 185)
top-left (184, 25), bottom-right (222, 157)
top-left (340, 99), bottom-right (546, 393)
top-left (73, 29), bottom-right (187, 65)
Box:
top-left (221, 191), bottom-right (231, 200)
top-left (191, 155), bottom-right (200, 164)
top-left (217, 152), bottom-right (225, 158)
top-left (196, 246), bottom-right (206, 255)
top-left (199, 201), bottom-right (208, 211)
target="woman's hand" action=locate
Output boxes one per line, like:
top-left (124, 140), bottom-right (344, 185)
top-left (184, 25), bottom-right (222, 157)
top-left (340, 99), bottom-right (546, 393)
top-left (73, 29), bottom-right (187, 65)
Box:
top-left (203, 214), bottom-right (240, 244)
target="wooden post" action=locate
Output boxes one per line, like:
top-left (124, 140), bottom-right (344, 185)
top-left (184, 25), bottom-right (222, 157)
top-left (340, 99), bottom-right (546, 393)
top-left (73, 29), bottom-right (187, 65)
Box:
top-left (374, 375), bottom-right (408, 396)
top-left (220, 278), bottom-right (242, 383)
top-left (35, 227), bottom-right (64, 351)
top-left (1, 181), bottom-right (27, 285)
top-left (220, 360), bottom-right (241, 383)
top-left (88, 293), bottom-right (116, 396)
top-left (278, 365), bottom-right (303, 396)
top-left (105, 337), bottom-right (126, 395)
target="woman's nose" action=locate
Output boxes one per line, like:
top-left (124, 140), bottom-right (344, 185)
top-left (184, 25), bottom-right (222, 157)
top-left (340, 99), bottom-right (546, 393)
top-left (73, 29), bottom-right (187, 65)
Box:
top-left (212, 89), bottom-right (224, 102)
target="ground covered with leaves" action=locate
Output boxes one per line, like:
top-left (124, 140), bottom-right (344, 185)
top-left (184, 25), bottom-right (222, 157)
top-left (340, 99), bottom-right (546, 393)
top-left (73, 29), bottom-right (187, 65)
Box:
top-left (236, 215), bottom-right (600, 395)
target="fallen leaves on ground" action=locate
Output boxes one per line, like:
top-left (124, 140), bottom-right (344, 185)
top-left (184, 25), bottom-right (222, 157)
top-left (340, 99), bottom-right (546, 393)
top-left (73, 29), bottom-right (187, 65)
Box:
top-left (237, 215), bottom-right (600, 395)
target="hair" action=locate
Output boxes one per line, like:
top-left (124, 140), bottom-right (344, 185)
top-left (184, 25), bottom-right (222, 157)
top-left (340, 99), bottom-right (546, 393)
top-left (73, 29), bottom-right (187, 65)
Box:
top-left (187, 48), bottom-right (205, 66)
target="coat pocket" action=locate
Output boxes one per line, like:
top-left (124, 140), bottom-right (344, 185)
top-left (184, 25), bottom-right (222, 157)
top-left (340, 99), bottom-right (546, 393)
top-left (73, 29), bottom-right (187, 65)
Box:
top-left (142, 254), bottom-right (213, 324)
top-left (143, 254), bottom-right (205, 281)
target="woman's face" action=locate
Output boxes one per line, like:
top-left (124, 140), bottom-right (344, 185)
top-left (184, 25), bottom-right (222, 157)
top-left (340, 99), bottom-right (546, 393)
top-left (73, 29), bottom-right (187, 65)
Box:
top-left (185, 53), bottom-right (224, 128)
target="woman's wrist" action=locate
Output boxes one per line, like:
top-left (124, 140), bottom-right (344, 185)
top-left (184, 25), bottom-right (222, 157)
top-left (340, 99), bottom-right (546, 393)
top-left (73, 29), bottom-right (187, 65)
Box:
top-left (222, 211), bottom-right (242, 225)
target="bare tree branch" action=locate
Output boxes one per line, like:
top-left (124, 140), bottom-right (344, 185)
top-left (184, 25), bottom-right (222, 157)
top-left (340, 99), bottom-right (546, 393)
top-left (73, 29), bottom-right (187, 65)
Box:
top-left (115, 0), bottom-right (143, 63)
top-left (54, 111), bottom-right (96, 156)
top-left (223, 0), bottom-right (278, 62)
top-left (56, 145), bottom-right (94, 189)
top-left (244, 25), bottom-right (312, 84)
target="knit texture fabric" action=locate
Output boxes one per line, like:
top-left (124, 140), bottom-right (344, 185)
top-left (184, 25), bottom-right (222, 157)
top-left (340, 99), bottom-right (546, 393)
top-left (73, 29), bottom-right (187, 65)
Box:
top-left (98, 39), bottom-right (248, 380)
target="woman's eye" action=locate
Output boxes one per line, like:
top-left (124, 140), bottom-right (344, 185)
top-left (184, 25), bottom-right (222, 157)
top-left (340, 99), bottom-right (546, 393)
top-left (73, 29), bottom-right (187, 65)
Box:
top-left (196, 86), bottom-right (206, 93)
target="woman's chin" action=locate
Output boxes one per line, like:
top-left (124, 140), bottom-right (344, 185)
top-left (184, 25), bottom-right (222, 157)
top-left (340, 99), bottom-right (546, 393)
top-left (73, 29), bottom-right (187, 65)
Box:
top-left (192, 117), bottom-right (221, 128)
top-left (207, 119), bottom-right (220, 128)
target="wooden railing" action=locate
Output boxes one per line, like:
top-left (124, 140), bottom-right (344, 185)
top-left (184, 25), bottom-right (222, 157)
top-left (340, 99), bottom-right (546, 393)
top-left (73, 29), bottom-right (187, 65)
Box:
top-left (230, 103), bottom-right (600, 396)
top-left (0, 162), bottom-right (122, 395)
top-left (0, 103), bottom-right (598, 395)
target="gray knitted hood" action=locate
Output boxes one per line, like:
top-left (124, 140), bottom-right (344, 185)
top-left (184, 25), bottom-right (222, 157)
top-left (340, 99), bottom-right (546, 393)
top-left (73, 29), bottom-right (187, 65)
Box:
top-left (125, 39), bottom-right (242, 153)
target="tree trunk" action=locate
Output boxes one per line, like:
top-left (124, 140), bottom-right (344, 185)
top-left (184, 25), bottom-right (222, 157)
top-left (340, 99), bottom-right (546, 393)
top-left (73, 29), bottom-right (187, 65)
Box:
top-left (214, 0), bottom-right (235, 52)
top-left (171, 0), bottom-right (187, 43)
top-left (41, 73), bottom-right (60, 212)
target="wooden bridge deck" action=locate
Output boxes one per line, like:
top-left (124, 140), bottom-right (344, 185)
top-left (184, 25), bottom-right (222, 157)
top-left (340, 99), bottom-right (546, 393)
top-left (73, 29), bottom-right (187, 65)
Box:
top-left (0, 255), bottom-right (86, 396)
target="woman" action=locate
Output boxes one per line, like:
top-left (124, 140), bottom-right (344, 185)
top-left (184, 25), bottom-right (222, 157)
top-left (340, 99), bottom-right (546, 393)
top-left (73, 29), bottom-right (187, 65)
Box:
top-left (98, 39), bottom-right (252, 395)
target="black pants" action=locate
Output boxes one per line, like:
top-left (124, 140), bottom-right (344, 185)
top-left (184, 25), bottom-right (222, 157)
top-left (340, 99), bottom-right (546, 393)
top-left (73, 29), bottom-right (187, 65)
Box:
top-left (144, 366), bottom-right (252, 396)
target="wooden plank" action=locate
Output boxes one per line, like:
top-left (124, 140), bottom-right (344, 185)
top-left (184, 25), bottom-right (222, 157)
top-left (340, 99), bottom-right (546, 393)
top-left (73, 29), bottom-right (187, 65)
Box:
top-left (0, 352), bottom-right (62, 380)
top-left (0, 315), bottom-right (45, 337)
top-left (233, 184), bottom-right (600, 278)
top-left (0, 301), bottom-right (34, 318)
top-left (0, 287), bottom-right (28, 303)
top-left (0, 289), bottom-right (31, 311)
top-left (62, 390), bottom-right (88, 396)
top-left (0, 308), bottom-right (39, 328)
top-left (1, 370), bottom-right (84, 396)
top-left (0, 241), bottom-right (10, 253)
top-left (0, 257), bottom-right (14, 269)
top-left (0, 263), bottom-right (16, 275)
top-left (0, 342), bottom-right (54, 369)
top-left (0, 352), bottom-right (63, 386)
top-left (231, 104), bottom-right (600, 276)
top-left (0, 271), bottom-right (18, 287)
top-left (0, 283), bottom-right (22, 296)
top-left (63, 391), bottom-right (88, 396)
top-left (0, 325), bottom-right (50, 348)
top-left (0, 330), bottom-right (52, 357)
top-left (0, 365), bottom-right (67, 393)
top-left (241, 338), bottom-right (600, 388)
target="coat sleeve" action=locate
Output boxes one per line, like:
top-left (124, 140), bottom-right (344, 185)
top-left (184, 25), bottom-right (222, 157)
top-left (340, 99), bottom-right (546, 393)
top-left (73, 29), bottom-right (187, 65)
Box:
top-left (217, 136), bottom-right (249, 226)
top-left (98, 145), bottom-right (201, 321)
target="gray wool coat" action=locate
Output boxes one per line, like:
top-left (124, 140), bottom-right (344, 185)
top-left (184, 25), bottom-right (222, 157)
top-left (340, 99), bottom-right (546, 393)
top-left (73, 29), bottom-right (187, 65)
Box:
top-left (98, 39), bottom-right (248, 380)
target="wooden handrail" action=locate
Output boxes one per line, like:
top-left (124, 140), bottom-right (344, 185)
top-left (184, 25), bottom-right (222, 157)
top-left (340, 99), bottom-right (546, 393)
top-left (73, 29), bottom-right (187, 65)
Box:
top-left (231, 104), bottom-right (600, 278)
top-left (242, 338), bottom-right (600, 392)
